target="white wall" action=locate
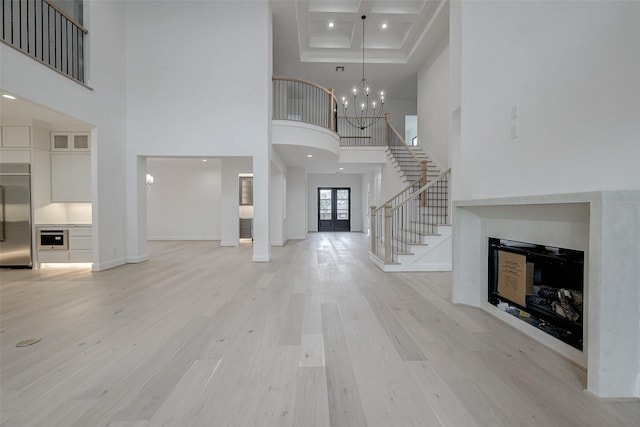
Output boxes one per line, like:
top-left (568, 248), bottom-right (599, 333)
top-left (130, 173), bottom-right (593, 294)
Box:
top-left (455, 1), bottom-right (640, 201)
top-left (379, 163), bottom-right (405, 205)
top-left (286, 168), bottom-right (307, 240)
top-left (307, 173), bottom-right (363, 232)
top-left (405, 116), bottom-right (417, 146)
top-left (384, 99), bottom-right (417, 140)
top-left (124, 0), bottom-right (272, 262)
top-left (1, 1), bottom-right (128, 270)
top-left (417, 40), bottom-right (450, 169)
top-left (146, 158), bottom-right (222, 240)
top-left (361, 172), bottom-right (373, 233)
top-left (270, 166), bottom-right (287, 246)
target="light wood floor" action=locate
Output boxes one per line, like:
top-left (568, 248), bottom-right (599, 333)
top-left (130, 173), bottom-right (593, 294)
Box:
top-left (1, 233), bottom-right (638, 427)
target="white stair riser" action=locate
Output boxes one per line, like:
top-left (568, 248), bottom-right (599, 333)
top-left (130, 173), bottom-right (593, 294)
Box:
top-left (371, 233), bottom-right (452, 272)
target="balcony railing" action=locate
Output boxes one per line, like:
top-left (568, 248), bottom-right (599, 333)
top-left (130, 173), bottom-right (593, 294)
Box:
top-left (1, 0), bottom-right (87, 84)
top-left (271, 77), bottom-right (387, 149)
top-left (337, 116), bottom-right (386, 147)
top-left (273, 77), bottom-right (337, 131)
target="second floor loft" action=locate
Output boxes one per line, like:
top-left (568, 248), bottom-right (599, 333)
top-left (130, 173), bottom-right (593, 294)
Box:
top-left (1, 0), bottom-right (86, 84)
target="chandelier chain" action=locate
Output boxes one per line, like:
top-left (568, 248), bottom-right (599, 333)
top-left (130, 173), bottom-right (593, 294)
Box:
top-left (341, 15), bottom-right (385, 130)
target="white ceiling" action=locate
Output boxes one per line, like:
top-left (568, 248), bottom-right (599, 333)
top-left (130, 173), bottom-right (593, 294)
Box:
top-left (0, 92), bottom-right (90, 129)
top-left (272, 0), bottom-right (449, 100)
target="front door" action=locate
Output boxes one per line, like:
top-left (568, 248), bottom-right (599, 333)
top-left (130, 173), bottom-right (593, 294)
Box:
top-left (318, 188), bottom-right (350, 232)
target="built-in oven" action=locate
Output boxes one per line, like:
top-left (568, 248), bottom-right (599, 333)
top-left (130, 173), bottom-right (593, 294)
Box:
top-left (37, 229), bottom-right (69, 250)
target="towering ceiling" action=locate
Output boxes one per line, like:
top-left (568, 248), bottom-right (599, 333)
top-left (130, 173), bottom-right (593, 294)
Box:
top-left (272, 0), bottom-right (449, 100)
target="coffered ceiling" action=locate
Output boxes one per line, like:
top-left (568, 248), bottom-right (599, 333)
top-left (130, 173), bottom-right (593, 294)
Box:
top-left (272, 0), bottom-right (449, 100)
top-left (296, 0), bottom-right (446, 63)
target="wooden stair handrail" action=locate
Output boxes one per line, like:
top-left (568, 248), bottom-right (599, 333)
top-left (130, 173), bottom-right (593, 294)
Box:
top-left (372, 177), bottom-right (422, 215)
top-left (390, 169), bottom-right (451, 213)
top-left (386, 116), bottom-right (422, 166)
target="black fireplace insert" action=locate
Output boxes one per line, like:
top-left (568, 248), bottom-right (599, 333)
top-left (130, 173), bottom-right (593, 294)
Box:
top-left (488, 238), bottom-right (584, 350)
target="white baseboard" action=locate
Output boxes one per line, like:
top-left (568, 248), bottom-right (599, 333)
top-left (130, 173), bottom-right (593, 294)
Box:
top-left (92, 257), bottom-right (127, 272)
top-left (583, 389), bottom-right (640, 402)
top-left (287, 234), bottom-right (307, 240)
top-left (127, 254), bottom-right (149, 264)
top-left (220, 241), bottom-right (238, 247)
top-left (252, 255), bottom-right (270, 262)
top-left (382, 262), bottom-right (452, 272)
top-left (271, 240), bottom-right (288, 246)
top-left (148, 236), bottom-right (220, 241)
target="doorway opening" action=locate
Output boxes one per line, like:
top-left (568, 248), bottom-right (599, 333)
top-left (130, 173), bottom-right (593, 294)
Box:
top-left (318, 188), bottom-right (350, 232)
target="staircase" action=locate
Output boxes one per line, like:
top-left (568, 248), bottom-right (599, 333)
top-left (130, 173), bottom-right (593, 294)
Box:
top-left (370, 119), bottom-right (452, 272)
top-left (387, 145), bottom-right (441, 184)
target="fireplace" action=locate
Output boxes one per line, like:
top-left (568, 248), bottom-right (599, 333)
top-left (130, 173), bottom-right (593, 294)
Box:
top-left (455, 193), bottom-right (640, 398)
top-left (488, 238), bottom-right (584, 350)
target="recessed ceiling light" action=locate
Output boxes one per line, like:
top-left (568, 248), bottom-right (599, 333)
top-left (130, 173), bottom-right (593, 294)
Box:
top-left (339, 167), bottom-right (344, 170)
top-left (328, 21), bottom-right (334, 28)
top-left (2, 94), bottom-right (16, 100)
top-left (381, 23), bottom-right (388, 29)
top-left (307, 154), bottom-right (313, 158)
top-left (202, 159), bottom-right (207, 162)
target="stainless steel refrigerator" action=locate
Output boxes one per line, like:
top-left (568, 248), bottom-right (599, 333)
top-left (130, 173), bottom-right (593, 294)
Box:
top-left (0, 163), bottom-right (33, 268)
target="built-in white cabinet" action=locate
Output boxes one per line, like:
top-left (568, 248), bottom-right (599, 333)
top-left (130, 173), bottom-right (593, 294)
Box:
top-left (51, 154), bottom-right (91, 202)
top-left (36, 225), bottom-right (92, 265)
top-left (1, 126), bottom-right (31, 148)
top-left (37, 251), bottom-right (70, 263)
top-left (50, 131), bottom-right (91, 202)
top-left (51, 132), bottom-right (90, 151)
top-left (69, 227), bottom-right (93, 262)
top-left (239, 177), bottom-right (253, 206)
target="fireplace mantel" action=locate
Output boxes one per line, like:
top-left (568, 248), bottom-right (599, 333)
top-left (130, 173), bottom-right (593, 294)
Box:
top-left (452, 191), bottom-right (640, 399)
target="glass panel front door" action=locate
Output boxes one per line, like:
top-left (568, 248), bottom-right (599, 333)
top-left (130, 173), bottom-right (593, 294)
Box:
top-left (318, 188), bottom-right (350, 232)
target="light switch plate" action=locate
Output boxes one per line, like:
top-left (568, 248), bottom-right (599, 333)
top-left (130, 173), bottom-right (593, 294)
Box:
top-left (510, 125), bottom-right (519, 139)
top-left (511, 105), bottom-right (518, 119)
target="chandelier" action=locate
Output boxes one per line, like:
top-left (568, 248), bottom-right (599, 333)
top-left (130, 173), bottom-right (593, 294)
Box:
top-left (341, 15), bottom-right (385, 130)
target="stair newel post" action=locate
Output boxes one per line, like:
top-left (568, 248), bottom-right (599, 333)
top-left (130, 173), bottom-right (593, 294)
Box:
top-left (370, 205), bottom-right (377, 254)
top-left (329, 89), bottom-right (335, 131)
top-left (384, 204), bottom-right (392, 263)
top-left (421, 159), bottom-right (428, 207)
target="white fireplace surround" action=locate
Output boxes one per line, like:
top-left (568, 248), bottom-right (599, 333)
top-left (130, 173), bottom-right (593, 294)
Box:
top-left (452, 191), bottom-right (640, 399)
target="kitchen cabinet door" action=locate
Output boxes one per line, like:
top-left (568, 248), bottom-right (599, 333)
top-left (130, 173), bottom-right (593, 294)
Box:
top-left (51, 154), bottom-right (91, 202)
top-left (51, 132), bottom-right (90, 151)
top-left (239, 177), bottom-right (253, 206)
top-left (51, 155), bottom-right (72, 201)
top-left (70, 155), bottom-right (91, 201)
top-left (1, 126), bottom-right (31, 148)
